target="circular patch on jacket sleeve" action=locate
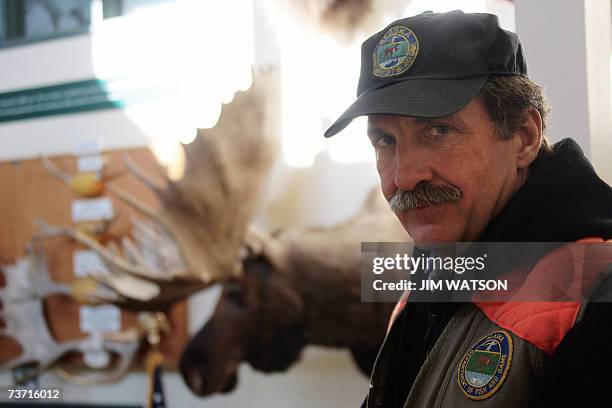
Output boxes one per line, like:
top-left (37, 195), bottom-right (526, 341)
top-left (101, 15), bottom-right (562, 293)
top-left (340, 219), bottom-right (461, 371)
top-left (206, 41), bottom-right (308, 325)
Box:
top-left (372, 26), bottom-right (419, 77)
top-left (457, 330), bottom-right (514, 400)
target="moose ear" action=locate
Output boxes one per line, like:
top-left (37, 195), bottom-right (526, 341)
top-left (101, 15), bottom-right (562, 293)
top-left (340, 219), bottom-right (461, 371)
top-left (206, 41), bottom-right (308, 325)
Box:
top-left (243, 225), bottom-right (291, 271)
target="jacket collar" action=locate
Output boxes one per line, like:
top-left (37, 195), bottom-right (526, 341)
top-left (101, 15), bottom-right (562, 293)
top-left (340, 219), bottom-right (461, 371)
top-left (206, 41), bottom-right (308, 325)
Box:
top-left (477, 138), bottom-right (612, 242)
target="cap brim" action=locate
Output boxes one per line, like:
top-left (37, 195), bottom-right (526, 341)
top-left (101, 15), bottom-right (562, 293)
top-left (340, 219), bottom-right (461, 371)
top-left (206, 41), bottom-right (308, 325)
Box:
top-left (324, 76), bottom-right (489, 138)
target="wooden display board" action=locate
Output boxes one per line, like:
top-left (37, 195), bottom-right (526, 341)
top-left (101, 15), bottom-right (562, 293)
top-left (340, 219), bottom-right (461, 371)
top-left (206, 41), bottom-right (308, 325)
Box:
top-left (0, 148), bottom-right (188, 371)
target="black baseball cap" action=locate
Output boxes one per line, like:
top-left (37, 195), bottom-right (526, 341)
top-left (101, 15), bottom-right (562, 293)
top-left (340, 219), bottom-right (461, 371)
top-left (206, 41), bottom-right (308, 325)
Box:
top-left (324, 10), bottom-right (527, 138)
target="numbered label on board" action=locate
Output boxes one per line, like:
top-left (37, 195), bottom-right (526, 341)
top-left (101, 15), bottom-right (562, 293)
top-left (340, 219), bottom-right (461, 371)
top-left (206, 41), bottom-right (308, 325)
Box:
top-left (71, 197), bottom-right (113, 222)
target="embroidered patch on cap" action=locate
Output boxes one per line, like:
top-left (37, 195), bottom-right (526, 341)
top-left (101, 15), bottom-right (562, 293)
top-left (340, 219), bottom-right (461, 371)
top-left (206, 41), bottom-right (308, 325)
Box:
top-left (457, 330), bottom-right (513, 400)
top-left (372, 26), bottom-right (419, 77)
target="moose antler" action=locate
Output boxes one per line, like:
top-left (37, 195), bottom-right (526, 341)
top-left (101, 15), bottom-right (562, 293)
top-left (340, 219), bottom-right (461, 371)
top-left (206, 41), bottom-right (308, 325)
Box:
top-left (40, 68), bottom-right (280, 309)
top-left (272, 0), bottom-right (411, 43)
top-left (0, 244), bottom-right (140, 384)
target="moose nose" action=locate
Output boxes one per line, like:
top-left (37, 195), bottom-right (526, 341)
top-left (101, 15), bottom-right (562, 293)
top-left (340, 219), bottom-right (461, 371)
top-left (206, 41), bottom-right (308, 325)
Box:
top-left (183, 366), bottom-right (207, 395)
top-left (180, 356), bottom-right (209, 396)
top-left (221, 373), bottom-right (238, 393)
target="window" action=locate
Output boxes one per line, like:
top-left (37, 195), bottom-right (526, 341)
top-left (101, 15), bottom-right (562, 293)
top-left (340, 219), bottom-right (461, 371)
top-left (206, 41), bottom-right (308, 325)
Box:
top-left (0, 0), bottom-right (91, 47)
top-left (0, 0), bottom-right (176, 48)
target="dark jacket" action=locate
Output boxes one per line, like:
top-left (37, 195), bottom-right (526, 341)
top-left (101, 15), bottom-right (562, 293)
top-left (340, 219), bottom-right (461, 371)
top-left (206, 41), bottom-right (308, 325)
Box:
top-left (363, 139), bottom-right (612, 407)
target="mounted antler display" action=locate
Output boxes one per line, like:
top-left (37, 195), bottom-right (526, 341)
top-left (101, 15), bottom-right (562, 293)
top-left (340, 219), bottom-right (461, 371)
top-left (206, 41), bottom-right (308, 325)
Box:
top-left (40, 68), bottom-right (281, 310)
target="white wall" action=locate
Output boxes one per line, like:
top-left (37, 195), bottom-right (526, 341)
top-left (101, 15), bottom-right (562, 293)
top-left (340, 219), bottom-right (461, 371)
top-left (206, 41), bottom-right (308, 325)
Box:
top-left (0, 32), bottom-right (153, 160)
top-left (515, 0), bottom-right (612, 183)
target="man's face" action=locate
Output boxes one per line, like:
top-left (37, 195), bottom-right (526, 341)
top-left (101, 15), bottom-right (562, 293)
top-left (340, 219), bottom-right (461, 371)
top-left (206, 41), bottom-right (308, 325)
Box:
top-left (368, 98), bottom-right (524, 247)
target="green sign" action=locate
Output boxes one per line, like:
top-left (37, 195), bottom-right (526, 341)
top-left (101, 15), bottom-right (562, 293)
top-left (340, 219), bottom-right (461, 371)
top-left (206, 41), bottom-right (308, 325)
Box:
top-left (0, 77), bottom-right (177, 123)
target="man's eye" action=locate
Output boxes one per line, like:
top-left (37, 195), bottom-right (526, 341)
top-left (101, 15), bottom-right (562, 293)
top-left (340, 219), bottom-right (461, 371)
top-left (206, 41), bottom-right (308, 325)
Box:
top-left (374, 134), bottom-right (396, 147)
top-left (427, 124), bottom-right (451, 136)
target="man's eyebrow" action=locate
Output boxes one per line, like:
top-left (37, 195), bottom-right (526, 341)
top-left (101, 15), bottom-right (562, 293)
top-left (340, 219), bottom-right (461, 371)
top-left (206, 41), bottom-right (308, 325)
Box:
top-left (414, 115), bottom-right (449, 124)
top-left (367, 114), bottom-right (465, 139)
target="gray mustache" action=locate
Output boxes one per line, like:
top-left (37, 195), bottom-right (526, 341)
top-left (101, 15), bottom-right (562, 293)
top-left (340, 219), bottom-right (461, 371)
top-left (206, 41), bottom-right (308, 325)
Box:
top-left (389, 182), bottom-right (462, 212)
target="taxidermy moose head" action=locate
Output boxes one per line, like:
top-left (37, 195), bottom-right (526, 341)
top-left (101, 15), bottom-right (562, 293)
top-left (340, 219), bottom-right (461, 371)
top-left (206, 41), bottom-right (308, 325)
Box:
top-left (179, 188), bottom-right (408, 396)
top-left (40, 69), bottom-right (410, 397)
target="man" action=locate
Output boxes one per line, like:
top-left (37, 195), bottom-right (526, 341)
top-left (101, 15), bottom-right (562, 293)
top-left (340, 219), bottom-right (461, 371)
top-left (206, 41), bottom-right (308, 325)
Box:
top-left (324, 10), bottom-right (612, 408)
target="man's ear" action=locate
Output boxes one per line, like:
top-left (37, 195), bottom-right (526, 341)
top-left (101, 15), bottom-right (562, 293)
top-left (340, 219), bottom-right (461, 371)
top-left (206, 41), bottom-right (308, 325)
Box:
top-left (516, 107), bottom-right (543, 169)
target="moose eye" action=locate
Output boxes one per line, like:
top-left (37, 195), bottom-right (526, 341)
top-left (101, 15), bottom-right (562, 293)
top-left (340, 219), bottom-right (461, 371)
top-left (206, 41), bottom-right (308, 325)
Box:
top-left (225, 282), bottom-right (245, 307)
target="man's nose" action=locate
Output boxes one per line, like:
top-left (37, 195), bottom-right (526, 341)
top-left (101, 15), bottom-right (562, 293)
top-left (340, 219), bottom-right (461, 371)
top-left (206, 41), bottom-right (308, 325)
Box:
top-left (394, 147), bottom-right (434, 191)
